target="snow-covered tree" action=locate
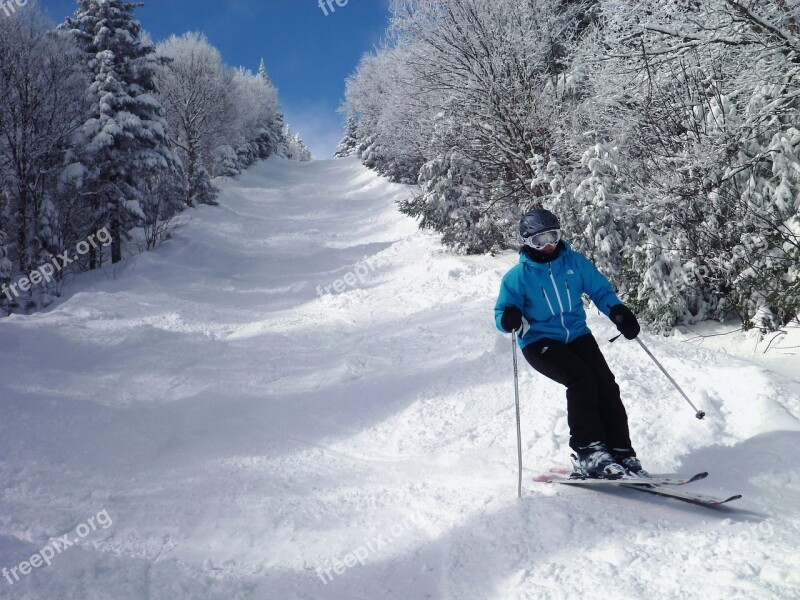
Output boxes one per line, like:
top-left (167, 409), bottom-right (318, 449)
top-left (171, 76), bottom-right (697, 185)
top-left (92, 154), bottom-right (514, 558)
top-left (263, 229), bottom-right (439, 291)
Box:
top-left (257, 58), bottom-right (286, 158)
top-left (62, 0), bottom-right (181, 265)
top-left (345, 0), bottom-right (598, 250)
top-left (154, 32), bottom-right (235, 205)
top-left (229, 65), bottom-right (283, 168)
top-left (334, 113), bottom-right (359, 158)
top-left (283, 125), bottom-right (312, 162)
top-left (588, 0), bottom-right (800, 330)
top-left (344, 0), bottom-right (800, 331)
top-left (0, 5), bottom-right (88, 307)
top-left (155, 37), bottom-right (291, 196)
top-left (343, 43), bottom-right (428, 183)
top-left (563, 143), bottom-right (635, 283)
top-left (137, 170), bottom-right (185, 251)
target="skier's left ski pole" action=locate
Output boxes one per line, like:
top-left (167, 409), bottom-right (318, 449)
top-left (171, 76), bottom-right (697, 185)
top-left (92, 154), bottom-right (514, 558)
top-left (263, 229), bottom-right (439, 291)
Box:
top-left (634, 337), bottom-right (706, 420)
top-left (512, 330), bottom-right (523, 498)
top-left (611, 320), bottom-right (705, 420)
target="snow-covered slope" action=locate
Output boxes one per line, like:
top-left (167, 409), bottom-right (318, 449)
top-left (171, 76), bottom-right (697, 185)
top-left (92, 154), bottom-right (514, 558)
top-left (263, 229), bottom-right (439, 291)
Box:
top-left (1, 157), bottom-right (798, 599)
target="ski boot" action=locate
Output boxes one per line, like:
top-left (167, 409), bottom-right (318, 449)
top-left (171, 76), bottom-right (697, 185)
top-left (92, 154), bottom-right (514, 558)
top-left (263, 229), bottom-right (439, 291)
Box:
top-left (571, 442), bottom-right (626, 479)
top-left (613, 448), bottom-right (651, 478)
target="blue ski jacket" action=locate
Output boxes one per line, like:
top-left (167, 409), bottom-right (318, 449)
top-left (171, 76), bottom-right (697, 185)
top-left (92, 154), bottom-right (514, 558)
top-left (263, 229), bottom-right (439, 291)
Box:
top-left (494, 242), bottom-right (622, 349)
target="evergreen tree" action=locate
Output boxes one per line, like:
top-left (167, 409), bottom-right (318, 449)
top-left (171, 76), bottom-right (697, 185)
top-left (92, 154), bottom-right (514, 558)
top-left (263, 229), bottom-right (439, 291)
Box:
top-left (257, 58), bottom-right (272, 86)
top-left (283, 125), bottom-right (312, 162)
top-left (334, 114), bottom-right (359, 158)
top-left (258, 58), bottom-right (286, 158)
top-left (62, 0), bottom-right (180, 264)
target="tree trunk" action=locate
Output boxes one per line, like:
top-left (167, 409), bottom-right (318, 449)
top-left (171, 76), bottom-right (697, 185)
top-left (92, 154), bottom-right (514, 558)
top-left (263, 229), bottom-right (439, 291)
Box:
top-left (111, 207), bottom-right (122, 263)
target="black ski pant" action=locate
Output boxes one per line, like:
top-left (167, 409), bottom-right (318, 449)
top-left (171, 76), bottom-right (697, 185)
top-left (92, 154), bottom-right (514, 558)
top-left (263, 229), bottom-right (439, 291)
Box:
top-left (521, 333), bottom-right (634, 455)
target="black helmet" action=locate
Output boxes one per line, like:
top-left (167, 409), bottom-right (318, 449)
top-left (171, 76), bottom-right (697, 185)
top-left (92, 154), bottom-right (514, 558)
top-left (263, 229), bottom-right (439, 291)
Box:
top-left (519, 209), bottom-right (560, 240)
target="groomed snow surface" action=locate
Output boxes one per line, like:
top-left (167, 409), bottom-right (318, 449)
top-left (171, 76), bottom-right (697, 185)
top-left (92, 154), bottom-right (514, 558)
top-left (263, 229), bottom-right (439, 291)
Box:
top-left (1, 157), bottom-right (799, 600)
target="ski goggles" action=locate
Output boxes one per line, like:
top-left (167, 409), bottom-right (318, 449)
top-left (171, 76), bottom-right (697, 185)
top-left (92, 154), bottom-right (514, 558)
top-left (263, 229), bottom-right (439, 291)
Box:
top-left (521, 228), bottom-right (561, 250)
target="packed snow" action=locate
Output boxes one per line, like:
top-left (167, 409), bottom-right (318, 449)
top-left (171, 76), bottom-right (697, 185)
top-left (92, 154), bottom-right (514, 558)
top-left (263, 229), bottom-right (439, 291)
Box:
top-left (1, 157), bottom-right (799, 599)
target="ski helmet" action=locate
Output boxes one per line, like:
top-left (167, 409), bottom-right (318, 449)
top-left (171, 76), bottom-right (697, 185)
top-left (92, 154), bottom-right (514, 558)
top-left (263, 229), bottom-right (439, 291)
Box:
top-left (519, 209), bottom-right (561, 249)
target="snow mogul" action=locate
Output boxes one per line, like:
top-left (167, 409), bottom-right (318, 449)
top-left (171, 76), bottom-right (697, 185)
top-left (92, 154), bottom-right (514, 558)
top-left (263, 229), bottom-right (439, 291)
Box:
top-left (494, 208), bottom-right (649, 479)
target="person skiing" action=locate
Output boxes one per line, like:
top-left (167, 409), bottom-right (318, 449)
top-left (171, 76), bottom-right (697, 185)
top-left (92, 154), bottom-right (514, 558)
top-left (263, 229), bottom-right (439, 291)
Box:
top-left (494, 208), bottom-right (648, 479)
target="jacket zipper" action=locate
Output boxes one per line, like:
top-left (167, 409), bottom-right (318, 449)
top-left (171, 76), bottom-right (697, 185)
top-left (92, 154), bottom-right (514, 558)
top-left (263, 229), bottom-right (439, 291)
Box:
top-left (548, 264), bottom-right (570, 342)
top-left (541, 288), bottom-right (556, 316)
top-left (565, 279), bottom-right (573, 309)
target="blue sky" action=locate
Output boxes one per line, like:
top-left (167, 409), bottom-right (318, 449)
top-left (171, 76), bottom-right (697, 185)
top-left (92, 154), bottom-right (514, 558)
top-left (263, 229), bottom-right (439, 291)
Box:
top-left (42, 0), bottom-right (392, 158)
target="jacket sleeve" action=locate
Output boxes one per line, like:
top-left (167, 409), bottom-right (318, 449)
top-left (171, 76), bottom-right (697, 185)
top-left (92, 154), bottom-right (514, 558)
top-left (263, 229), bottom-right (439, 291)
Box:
top-left (495, 266), bottom-right (526, 333)
top-left (574, 253), bottom-right (622, 318)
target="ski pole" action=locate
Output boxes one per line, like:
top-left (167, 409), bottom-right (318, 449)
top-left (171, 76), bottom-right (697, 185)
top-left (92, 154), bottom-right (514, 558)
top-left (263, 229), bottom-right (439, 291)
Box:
top-left (634, 337), bottom-right (706, 420)
top-left (512, 330), bottom-right (523, 498)
top-left (612, 315), bottom-right (705, 420)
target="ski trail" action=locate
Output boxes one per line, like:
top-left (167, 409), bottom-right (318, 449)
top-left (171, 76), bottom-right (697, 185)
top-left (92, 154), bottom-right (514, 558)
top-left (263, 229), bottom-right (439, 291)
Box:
top-left (0, 157), bottom-right (798, 599)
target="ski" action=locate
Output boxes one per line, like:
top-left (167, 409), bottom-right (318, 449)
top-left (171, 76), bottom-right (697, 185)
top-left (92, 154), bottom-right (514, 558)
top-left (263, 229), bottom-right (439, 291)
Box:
top-left (534, 469), bottom-right (742, 507)
top-left (620, 483), bottom-right (742, 507)
top-left (534, 471), bottom-right (708, 487)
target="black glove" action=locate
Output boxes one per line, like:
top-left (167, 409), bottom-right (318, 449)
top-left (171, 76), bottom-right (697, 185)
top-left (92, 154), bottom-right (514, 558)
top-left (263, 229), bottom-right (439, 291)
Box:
top-left (500, 305), bottom-right (523, 333)
top-left (609, 304), bottom-right (640, 340)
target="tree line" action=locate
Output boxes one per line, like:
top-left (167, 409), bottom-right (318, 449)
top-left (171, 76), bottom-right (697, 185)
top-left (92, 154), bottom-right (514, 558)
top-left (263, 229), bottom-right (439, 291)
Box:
top-left (338, 0), bottom-right (800, 332)
top-left (0, 0), bottom-right (310, 314)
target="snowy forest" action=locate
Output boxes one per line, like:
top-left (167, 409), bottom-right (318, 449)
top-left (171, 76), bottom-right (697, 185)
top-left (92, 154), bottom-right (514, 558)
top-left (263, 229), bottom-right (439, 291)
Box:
top-left (338, 0), bottom-right (800, 333)
top-left (0, 0), bottom-right (310, 316)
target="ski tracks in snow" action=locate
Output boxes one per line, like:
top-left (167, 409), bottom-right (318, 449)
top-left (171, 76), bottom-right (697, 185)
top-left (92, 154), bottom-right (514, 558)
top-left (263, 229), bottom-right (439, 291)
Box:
top-left (0, 158), bottom-right (798, 599)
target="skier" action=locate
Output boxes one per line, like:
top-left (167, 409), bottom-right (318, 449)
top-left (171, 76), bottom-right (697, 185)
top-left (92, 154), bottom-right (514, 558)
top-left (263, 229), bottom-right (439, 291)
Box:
top-left (495, 209), bottom-right (648, 479)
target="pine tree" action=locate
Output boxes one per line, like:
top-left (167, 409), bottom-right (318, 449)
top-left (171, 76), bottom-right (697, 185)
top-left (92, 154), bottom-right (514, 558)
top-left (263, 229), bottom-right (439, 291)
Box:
top-left (283, 125), bottom-right (312, 162)
top-left (62, 0), bottom-right (180, 264)
top-left (334, 114), bottom-right (359, 158)
top-left (258, 58), bottom-right (286, 158)
top-left (258, 58), bottom-right (273, 87)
